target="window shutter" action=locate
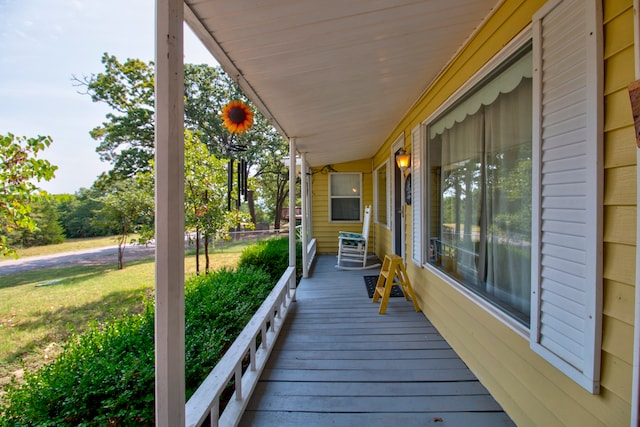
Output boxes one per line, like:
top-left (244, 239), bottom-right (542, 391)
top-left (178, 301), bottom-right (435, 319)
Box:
top-left (411, 125), bottom-right (423, 265)
top-left (530, 0), bottom-right (603, 393)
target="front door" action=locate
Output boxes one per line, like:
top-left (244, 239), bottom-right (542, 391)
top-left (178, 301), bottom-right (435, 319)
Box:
top-left (394, 149), bottom-right (403, 256)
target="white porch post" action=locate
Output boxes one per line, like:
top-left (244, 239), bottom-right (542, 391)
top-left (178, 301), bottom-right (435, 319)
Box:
top-left (154, 0), bottom-right (185, 425)
top-left (289, 138), bottom-right (297, 294)
top-left (301, 151), bottom-right (309, 278)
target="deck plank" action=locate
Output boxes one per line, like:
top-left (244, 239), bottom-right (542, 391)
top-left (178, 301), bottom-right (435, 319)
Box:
top-left (241, 411), bottom-right (515, 427)
top-left (239, 255), bottom-right (515, 427)
top-left (250, 380), bottom-right (492, 397)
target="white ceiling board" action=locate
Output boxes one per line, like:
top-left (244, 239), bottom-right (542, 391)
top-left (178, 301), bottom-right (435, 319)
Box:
top-left (185, 0), bottom-right (500, 167)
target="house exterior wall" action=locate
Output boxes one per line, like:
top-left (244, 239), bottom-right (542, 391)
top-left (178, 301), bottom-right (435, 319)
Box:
top-left (311, 0), bottom-right (637, 425)
top-left (401, 1), bottom-right (635, 425)
top-left (311, 159), bottom-right (374, 254)
top-left (601, 0), bottom-right (637, 405)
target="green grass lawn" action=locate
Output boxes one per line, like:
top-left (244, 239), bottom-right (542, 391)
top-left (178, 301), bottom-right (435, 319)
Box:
top-left (0, 243), bottom-right (250, 394)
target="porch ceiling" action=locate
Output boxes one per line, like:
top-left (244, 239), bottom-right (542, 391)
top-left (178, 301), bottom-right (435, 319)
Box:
top-left (184, 0), bottom-right (500, 167)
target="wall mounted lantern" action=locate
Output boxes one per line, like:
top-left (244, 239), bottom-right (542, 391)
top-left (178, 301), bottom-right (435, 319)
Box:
top-left (395, 148), bottom-right (411, 172)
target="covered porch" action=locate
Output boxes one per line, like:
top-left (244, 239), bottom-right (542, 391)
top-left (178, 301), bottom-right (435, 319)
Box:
top-left (154, 1), bottom-right (640, 425)
top-left (154, 1), bottom-right (517, 424)
top-left (240, 256), bottom-right (515, 426)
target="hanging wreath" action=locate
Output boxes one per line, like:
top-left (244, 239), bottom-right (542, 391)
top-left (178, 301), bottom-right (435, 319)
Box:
top-left (220, 100), bottom-right (254, 134)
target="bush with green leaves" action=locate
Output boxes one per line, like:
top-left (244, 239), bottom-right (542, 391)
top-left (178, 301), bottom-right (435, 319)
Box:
top-left (238, 237), bottom-right (301, 282)
top-left (0, 265), bottom-right (276, 426)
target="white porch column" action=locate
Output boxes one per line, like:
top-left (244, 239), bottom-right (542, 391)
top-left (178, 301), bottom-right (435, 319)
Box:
top-left (154, 0), bottom-right (185, 425)
top-left (301, 152), bottom-right (309, 278)
top-left (289, 138), bottom-right (297, 293)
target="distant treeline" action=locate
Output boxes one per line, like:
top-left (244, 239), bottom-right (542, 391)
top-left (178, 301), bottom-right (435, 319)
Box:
top-left (7, 188), bottom-right (124, 249)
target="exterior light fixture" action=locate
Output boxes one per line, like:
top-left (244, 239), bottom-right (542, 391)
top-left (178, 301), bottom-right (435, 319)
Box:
top-left (395, 148), bottom-right (411, 172)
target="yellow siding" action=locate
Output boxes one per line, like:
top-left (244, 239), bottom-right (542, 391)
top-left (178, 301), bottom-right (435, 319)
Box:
top-left (411, 265), bottom-right (631, 427)
top-left (604, 166), bottom-right (637, 205)
top-left (604, 279), bottom-right (636, 324)
top-left (311, 159), bottom-right (374, 254)
top-left (603, 242), bottom-right (636, 286)
top-left (378, 0), bottom-right (637, 426)
top-left (605, 126), bottom-right (637, 168)
top-left (604, 206), bottom-right (636, 245)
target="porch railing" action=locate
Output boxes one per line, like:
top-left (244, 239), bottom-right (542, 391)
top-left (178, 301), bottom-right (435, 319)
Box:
top-left (296, 224), bottom-right (317, 278)
top-left (185, 266), bottom-right (297, 427)
top-left (304, 237), bottom-right (317, 276)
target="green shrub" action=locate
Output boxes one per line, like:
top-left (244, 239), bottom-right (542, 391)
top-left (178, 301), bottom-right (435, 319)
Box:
top-left (0, 266), bottom-right (275, 426)
top-left (184, 267), bottom-right (274, 397)
top-left (0, 308), bottom-right (156, 425)
top-left (238, 237), bottom-right (301, 282)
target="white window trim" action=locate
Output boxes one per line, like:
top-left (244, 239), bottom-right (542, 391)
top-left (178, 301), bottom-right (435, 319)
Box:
top-left (328, 172), bottom-right (363, 223)
top-left (411, 125), bottom-right (423, 266)
top-left (390, 134), bottom-right (406, 261)
top-left (374, 161), bottom-right (391, 229)
top-left (430, 263), bottom-right (530, 338)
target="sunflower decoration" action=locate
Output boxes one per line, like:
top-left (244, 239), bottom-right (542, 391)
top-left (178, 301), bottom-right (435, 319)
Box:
top-left (221, 100), bottom-right (254, 134)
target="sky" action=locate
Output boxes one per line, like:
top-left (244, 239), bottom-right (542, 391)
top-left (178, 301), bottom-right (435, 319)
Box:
top-left (0, 0), bottom-right (219, 194)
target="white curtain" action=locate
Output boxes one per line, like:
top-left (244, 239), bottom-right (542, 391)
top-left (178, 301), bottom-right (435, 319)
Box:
top-left (432, 66), bottom-right (532, 320)
top-left (440, 109), bottom-right (483, 281)
top-left (483, 78), bottom-right (532, 316)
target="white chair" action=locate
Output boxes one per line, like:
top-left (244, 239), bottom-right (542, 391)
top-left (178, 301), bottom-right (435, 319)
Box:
top-left (335, 205), bottom-right (380, 270)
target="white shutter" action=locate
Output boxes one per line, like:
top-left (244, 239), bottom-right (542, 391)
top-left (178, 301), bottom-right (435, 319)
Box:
top-left (530, 0), bottom-right (603, 393)
top-left (411, 125), bottom-right (423, 265)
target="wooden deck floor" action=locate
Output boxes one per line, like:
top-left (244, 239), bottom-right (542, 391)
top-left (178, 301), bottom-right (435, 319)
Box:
top-left (240, 255), bottom-right (515, 427)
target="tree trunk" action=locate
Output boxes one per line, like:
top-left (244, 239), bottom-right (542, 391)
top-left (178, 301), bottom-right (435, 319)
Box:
top-left (204, 232), bottom-right (210, 273)
top-left (247, 189), bottom-right (256, 225)
top-left (274, 180), bottom-right (288, 230)
top-left (117, 227), bottom-right (127, 269)
top-left (118, 244), bottom-right (124, 270)
top-left (195, 228), bottom-right (200, 274)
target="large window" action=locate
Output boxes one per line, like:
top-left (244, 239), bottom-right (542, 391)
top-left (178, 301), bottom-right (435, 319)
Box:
top-left (427, 45), bottom-right (532, 325)
top-left (329, 173), bottom-right (362, 222)
top-left (374, 163), bottom-right (389, 227)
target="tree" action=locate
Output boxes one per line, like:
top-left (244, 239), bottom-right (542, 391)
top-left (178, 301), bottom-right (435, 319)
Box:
top-left (73, 53), bottom-right (155, 180)
top-left (94, 175), bottom-right (154, 269)
top-left (0, 133), bottom-right (58, 257)
top-left (7, 196), bottom-right (65, 248)
top-left (184, 132), bottom-right (252, 273)
top-left (55, 188), bottom-right (117, 238)
top-left (184, 64), bottom-right (240, 159)
top-left (253, 136), bottom-right (290, 229)
top-left (77, 54), bottom-right (290, 228)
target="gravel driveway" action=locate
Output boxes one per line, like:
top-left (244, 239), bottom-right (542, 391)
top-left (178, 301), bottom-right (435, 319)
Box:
top-left (0, 244), bottom-right (157, 276)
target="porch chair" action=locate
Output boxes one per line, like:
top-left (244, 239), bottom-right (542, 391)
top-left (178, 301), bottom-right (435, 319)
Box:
top-left (335, 205), bottom-right (380, 270)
